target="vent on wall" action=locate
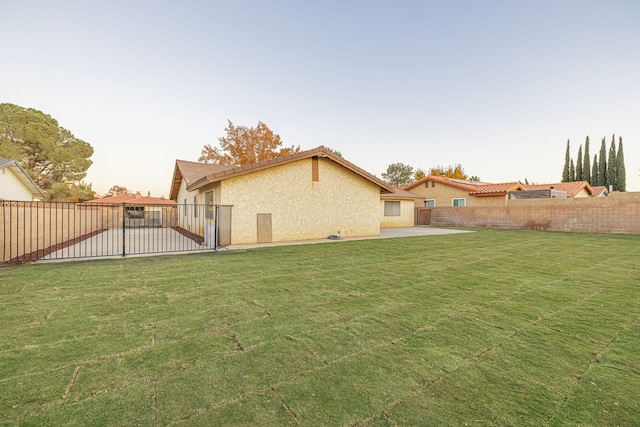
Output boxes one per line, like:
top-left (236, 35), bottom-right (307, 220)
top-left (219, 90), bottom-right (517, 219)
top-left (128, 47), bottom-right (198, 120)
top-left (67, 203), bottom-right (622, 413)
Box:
top-left (312, 156), bottom-right (319, 182)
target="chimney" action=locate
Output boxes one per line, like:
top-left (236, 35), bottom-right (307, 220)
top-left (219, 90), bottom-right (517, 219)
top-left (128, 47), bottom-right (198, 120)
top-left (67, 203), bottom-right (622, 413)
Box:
top-left (147, 191), bottom-right (151, 197)
top-left (135, 191), bottom-right (141, 198)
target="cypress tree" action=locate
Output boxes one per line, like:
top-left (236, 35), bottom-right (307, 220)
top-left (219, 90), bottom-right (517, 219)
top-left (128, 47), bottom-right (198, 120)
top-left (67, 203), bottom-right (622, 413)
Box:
top-left (562, 139), bottom-right (571, 182)
top-left (591, 154), bottom-right (599, 186)
top-left (599, 138), bottom-right (607, 188)
top-left (583, 136), bottom-right (590, 184)
top-left (576, 144), bottom-right (583, 181)
top-left (616, 136), bottom-right (626, 192)
top-left (607, 135), bottom-right (617, 190)
top-left (569, 159), bottom-right (575, 182)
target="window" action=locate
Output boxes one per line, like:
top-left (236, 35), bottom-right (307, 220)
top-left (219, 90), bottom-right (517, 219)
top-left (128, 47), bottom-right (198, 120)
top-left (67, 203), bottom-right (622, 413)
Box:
top-left (432, 181), bottom-right (435, 188)
top-left (452, 198), bottom-right (466, 207)
top-left (193, 195), bottom-right (198, 217)
top-left (384, 201), bottom-right (401, 216)
top-left (424, 199), bottom-right (436, 207)
top-left (205, 191), bottom-right (214, 219)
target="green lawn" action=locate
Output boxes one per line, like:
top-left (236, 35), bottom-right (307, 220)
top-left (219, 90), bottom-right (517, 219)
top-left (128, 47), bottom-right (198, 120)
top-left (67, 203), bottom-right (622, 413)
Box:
top-left (1, 229), bottom-right (639, 426)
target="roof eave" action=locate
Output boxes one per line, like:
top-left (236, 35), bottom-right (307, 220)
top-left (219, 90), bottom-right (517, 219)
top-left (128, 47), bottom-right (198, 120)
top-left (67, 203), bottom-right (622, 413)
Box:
top-left (186, 146), bottom-right (394, 193)
top-left (4, 161), bottom-right (46, 199)
top-left (169, 163), bottom-right (183, 201)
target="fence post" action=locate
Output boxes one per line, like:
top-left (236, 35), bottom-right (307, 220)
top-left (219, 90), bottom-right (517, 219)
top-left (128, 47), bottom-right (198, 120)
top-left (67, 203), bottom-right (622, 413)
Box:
top-left (214, 204), bottom-right (219, 251)
top-left (122, 202), bottom-right (126, 257)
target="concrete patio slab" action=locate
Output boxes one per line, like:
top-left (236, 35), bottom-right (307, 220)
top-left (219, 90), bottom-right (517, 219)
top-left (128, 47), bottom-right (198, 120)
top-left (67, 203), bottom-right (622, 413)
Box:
top-left (37, 226), bottom-right (473, 262)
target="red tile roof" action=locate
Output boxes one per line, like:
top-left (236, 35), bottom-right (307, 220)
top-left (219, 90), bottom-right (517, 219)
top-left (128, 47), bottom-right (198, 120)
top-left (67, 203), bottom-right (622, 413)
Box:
top-left (591, 186), bottom-right (609, 197)
top-left (170, 146), bottom-right (394, 200)
top-left (470, 182), bottom-right (526, 196)
top-left (402, 176), bottom-right (523, 196)
top-left (401, 175), bottom-right (481, 192)
top-left (522, 182), bottom-right (594, 197)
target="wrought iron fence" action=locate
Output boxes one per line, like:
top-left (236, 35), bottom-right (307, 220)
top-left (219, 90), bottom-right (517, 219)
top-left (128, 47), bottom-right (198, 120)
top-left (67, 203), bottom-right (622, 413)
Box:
top-left (0, 201), bottom-right (232, 263)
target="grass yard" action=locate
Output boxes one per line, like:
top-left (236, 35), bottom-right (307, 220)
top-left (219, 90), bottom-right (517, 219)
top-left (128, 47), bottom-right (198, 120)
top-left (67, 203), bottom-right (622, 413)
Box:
top-left (1, 228), bottom-right (639, 426)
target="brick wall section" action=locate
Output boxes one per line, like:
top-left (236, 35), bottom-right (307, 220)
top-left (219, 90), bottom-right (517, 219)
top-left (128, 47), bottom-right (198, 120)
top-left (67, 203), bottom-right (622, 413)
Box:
top-left (422, 192), bottom-right (640, 234)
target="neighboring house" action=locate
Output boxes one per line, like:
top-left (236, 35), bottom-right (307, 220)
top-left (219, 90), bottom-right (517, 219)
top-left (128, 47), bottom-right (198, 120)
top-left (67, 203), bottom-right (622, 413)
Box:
top-left (381, 188), bottom-right (424, 228)
top-left (401, 175), bottom-right (525, 208)
top-left (522, 182), bottom-right (594, 198)
top-left (169, 146), bottom-right (397, 245)
top-left (84, 192), bottom-right (177, 227)
top-left (380, 188), bottom-right (424, 228)
top-left (0, 158), bottom-right (45, 201)
top-left (591, 186), bottom-right (609, 197)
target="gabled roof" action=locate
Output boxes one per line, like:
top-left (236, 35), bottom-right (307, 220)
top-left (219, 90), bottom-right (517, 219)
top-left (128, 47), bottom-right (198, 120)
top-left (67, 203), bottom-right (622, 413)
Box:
top-left (470, 182), bottom-right (526, 196)
top-left (0, 158), bottom-right (46, 200)
top-left (84, 193), bottom-right (176, 205)
top-left (170, 146), bottom-right (394, 200)
top-left (591, 186), bottom-right (609, 197)
top-left (381, 187), bottom-right (425, 200)
top-left (402, 175), bottom-right (523, 196)
top-left (523, 182), bottom-right (594, 197)
top-left (401, 175), bottom-right (481, 192)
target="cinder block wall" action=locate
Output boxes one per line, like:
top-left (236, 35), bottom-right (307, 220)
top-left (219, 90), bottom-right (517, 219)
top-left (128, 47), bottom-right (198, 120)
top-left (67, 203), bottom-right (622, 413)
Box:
top-left (425, 192), bottom-right (640, 234)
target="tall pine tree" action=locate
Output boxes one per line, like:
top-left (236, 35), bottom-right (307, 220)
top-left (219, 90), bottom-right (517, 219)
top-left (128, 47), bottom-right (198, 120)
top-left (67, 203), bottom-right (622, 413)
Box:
top-left (583, 136), bottom-right (590, 185)
top-left (599, 138), bottom-right (607, 188)
top-left (576, 144), bottom-right (583, 181)
top-left (591, 154), bottom-right (599, 186)
top-left (562, 139), bottom-right (571, 182)
top-left (607, 135), bottom-right (617, 190)
top-left (616, 136), bottom-right (626, 192)
top-left (569, 159), bottom-right (575, 182)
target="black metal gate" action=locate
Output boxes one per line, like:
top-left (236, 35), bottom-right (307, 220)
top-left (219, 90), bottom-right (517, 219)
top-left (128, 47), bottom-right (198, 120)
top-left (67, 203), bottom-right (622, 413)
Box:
top-left (1, 201), bottom-right (232, 263)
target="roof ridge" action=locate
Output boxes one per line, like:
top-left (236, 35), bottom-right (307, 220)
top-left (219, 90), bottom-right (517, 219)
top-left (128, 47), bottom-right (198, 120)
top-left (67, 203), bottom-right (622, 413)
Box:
top-left (178, 145), bottom-right (393, 195)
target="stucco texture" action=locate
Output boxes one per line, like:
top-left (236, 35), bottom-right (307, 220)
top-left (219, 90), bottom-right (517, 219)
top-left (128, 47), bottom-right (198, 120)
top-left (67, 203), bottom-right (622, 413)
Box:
top-left (380, 199), bottom-right (415, 228)
top-left (220, 157), bottom-right (381, 244)
top-left (0, 167), bottom-right (35, 201)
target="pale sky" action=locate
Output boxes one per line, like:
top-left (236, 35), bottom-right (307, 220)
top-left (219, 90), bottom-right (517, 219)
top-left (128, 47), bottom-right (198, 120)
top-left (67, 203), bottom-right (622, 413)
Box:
top-left (2, 0), bottom-right (639, 197)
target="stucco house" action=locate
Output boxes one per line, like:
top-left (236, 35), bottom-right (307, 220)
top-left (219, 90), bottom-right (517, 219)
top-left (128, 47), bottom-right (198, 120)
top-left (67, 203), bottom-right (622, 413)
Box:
top-left (381, 188), bottom-right (424, 228)
top-left (0, 158), bottom-right (45, 201)
top-left (402, 175), bottom-right (525, 208)
top-left (169, 146), bottom-right (415, 245)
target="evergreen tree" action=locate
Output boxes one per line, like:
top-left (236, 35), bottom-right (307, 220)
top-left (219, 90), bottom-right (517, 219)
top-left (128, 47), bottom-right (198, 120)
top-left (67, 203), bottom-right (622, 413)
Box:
top-left (381, 162), bottom-right (415, 186)
top-left (616, 136), bottom-right (626, 192)
top-left (599, 138), bottom-right (607, 188)
top-left (583, 136), bottom-right (590, 184)
top-left (576, 144), bottom-right (583, 181)
top-left (607, 135), bottom-right (617, 190)
top-left (591, 154), bottom-right (599, 186)
top-left (562, 139), bottom-right (571, 182)
top-left (569, 159), bottom-right (575, 182)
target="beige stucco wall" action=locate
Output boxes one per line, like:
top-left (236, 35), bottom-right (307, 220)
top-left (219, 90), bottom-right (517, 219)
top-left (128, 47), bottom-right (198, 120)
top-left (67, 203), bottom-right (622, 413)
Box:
top-left (176, 180), bottom-right (220, 236)
top-left (380, 199), bottom-right (415, 228)
top-left (410, 181), bottom-right (507, 207)
top-left (219, 157), bottom-right (381, 244)
top-left (0, 167), bottom-right (36, 201)
top-left (573, 188), bottom-right (591, 198)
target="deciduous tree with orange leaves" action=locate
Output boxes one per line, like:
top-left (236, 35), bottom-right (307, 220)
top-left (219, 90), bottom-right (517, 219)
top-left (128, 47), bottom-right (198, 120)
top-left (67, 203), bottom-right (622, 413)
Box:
top-left (199, 120), bottom-right (299, 166)
top-left (428, 164), bottom-right (468, 180)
